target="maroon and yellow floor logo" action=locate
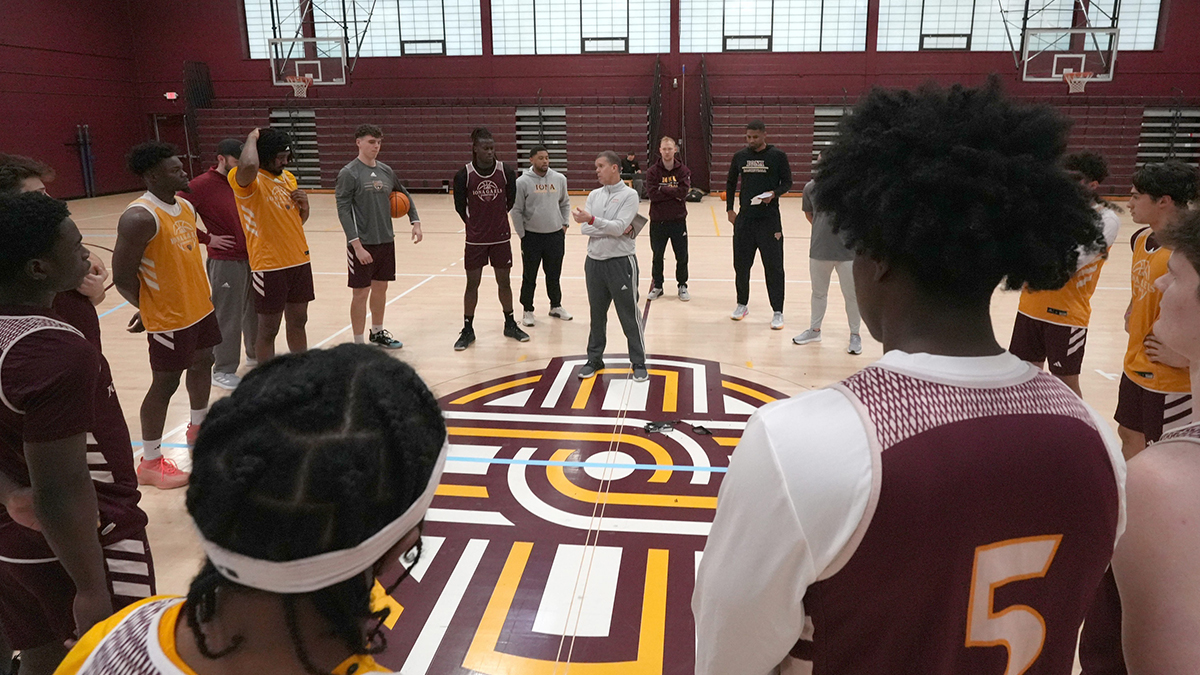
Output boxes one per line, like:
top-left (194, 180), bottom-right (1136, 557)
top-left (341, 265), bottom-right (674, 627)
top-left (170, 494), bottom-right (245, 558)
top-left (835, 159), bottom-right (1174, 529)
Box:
top-left (373, 355), bottom-right (786, 674)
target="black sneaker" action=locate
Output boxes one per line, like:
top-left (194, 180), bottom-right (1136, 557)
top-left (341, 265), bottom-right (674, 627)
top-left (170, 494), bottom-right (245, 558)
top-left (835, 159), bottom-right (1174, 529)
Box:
top-left (504, 322), bottom-right (531, 342)
top-left (370, 328), bottom-right (403, 349)
top-left (632, 365), bottom-right (649, 382)
top-left (578, 363), bottom-right (602, 379)
top-left (454, 327), bottom-right (476, 351)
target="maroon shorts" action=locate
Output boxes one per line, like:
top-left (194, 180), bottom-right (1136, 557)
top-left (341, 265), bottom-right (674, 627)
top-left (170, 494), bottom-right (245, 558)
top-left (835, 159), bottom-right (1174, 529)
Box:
top-left (464, 242), bottom-right (513, 270)
top-left (1008, 313), bottom-right (1088, 376)
top-left (147, 311), bottom-right (221, 373)
top-left (347, 242), bottom-right (396, 288)
top-left (0, 529), bottom-right (155, 649)
top-left (1115, 374), bottom-right (1195, 442)
top-left (252, 263), bottom-right (315, 314)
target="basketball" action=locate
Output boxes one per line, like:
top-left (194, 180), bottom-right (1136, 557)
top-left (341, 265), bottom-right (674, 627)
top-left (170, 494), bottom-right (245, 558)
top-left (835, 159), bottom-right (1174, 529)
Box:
top-left (390, 191), bottom-right (410, 218)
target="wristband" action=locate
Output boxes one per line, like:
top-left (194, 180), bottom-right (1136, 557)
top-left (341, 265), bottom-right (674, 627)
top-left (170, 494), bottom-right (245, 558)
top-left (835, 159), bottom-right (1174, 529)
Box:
top-left (589, 216), bottom-right (595, 225)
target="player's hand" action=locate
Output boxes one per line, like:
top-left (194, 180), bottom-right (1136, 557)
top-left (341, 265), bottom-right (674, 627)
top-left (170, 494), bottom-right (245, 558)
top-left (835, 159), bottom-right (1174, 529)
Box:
top-left (411, 221), bottom-right (423, 244)
top-left (4, 488), bottom-right (41, 531)
top-left (127, 312), bottom-right (145, 334)
top-left (76, 271), bottom-right (107, 302)
top-left (572, 207), bottom-right (593, 224)
top-left (727, 210), bottom-right (737, 225)
top-left (208, 234), bottom-right (235, 251)
top-left (352, 241), bottom-right (374, 265)
top-left (624, 225), bottom-right (634, 236)
top-left (72, 587), bottom-right (113, 638)
top-left (290, 189), bottom-right (308, 207)
top-left (760, 192), bottom-right (775, 204)
top-left (1145, 334), bottom-right (1189, 368)
top-left (247, 128), bottom-right (260, 141)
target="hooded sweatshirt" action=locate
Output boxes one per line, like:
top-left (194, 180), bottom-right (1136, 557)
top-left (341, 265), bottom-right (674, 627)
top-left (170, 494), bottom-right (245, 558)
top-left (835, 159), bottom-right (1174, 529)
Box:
top-left (511, 167), bottom-right (570, 237)
top-left (645, 158), bottom-right (692, 223)
top-left (581, 181), bottom-right (640, 260)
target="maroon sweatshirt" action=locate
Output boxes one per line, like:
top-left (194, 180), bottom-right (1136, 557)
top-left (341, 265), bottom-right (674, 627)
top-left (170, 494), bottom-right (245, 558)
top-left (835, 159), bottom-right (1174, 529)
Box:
top-left (180, 168), bottom-right (247, 262)
top-left (645, 158), bottom-right (692, 223)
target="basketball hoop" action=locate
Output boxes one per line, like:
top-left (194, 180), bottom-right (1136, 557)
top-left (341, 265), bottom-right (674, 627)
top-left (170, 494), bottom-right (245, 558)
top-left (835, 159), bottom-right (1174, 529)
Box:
top-left (284, 75), bottom-right (314, 98)
top-left (1063, 71), bottom-right (1094, 94)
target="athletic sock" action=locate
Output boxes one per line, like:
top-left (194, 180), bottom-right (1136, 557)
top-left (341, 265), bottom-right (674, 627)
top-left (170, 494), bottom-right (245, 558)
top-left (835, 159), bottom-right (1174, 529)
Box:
top-left (504, 311), bottom-right (516, 325)
top-left (354, 334), bottom-right (365, 344)
top-left (371, 324), bottom-right (383, 334)
top-left (464, 316), bottom-right (474, 330)
top-left (190, 408), bottom-right (207, 426)
top-left (142, 439), bottom-right (163, 461)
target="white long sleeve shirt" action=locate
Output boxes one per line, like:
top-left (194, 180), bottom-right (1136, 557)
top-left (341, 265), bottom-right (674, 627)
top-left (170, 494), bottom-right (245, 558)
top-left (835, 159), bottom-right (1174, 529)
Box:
top-left (581, 181), bottom-right (639, 260)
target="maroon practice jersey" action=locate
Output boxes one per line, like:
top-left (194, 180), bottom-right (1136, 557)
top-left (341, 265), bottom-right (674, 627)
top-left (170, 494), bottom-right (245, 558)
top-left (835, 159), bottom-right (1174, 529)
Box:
top-left (464, 162), bottom-right (512, 245)
top-left (794, 366), bottom-right (1121, 674)
top-left (52, 290), bottom-right (102, 351)
top-left (0, 307), bottom-right (146, 560)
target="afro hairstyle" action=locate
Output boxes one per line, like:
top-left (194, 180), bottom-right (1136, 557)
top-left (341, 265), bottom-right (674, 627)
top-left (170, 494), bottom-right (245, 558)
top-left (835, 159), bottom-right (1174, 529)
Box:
top-left (127, 141), bottom-right (180, 176)
top-left (814, 77), bottom-right (1104, 303)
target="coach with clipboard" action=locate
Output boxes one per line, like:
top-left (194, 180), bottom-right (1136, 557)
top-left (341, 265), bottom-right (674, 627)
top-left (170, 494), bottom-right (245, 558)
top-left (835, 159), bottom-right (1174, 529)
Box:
top-left (572, 150), bottom-right (649, 383)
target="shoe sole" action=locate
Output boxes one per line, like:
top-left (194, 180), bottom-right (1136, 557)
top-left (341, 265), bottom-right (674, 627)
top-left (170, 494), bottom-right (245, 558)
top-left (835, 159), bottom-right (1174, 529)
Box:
top-left (771, 324), bottom-right (785, 330)
top-left (549, 314), bottom-right (573, 321)
top-left (211, 379), bottom-right (237, 391)
top-left (794, 337), bottom-right (822, 345)
top-left (848, 348), bottom-right (862, 354)
top-left (455, 338), bottom-right (475, 351)
top-left (506, 333), bottom-right (531, 343)
top-left (374, 342), bottom-right (403, 350)
top-left (731, 314), bottom-right (747, 321)
top-left (578, 371), bottom-right (597, 380)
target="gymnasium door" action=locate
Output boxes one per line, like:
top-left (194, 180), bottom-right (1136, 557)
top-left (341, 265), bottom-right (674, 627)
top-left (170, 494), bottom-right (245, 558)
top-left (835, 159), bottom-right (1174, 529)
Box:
top-left (151, 113), bottom-right (198, 177)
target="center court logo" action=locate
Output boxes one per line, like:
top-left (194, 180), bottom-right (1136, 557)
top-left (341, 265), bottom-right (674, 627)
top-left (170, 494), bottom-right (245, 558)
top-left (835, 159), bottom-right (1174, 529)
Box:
top-left (475, 179), bottom-right (503, 201)
top-left (369, 355), bottom-right (786, 675)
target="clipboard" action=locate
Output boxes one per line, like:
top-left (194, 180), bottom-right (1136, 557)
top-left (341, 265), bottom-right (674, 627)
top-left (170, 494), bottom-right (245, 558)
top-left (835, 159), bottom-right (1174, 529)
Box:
top-left (629, 214), bottom-right (648, 238)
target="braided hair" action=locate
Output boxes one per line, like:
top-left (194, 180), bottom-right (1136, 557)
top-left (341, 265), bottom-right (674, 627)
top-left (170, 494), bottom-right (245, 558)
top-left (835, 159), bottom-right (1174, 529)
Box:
top-left (184, 344), bottom-right (446, 674)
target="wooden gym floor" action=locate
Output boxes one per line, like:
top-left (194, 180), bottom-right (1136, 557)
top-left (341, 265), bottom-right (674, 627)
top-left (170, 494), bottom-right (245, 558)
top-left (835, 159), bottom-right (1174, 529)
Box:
top-left (68, 191), bottom-right (1134, 673)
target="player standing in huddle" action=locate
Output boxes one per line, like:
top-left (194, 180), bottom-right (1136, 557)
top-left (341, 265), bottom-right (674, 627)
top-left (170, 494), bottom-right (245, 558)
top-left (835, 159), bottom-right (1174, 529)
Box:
top-left (185, 138), bottom-right (258, 390)
top-left (695, 80), bottom-right (1124, 675)
top-left (1009, 151), bottom-right (1122, 397)
top-left (511, 145), bottom-right (572, 326)
top-left (645, 136), bottom-right (692, 301)
top-left (726, 120), bottom-right (791, 329)
top-left (452, 127), bottom-right (527, 350)
top-left (230, 128), bottom-right (313, 362)
top-left (0, 193), bottom-right (153, 675)
top-left (336, 124), bottom-right (423, 349)
top-left (113, 142), bottom-right (219, 490)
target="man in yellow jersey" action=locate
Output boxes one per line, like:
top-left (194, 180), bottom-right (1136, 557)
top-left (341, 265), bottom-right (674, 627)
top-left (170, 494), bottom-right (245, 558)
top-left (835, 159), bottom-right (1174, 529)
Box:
top-left (230, 128), bottom-right (313, 361)
top-left (113, 142), bottom-right (219, 490)
top-left (1010, 151), bottom-right (1122, 397)
top-left (1115, 160), bottom-right (1197, 459)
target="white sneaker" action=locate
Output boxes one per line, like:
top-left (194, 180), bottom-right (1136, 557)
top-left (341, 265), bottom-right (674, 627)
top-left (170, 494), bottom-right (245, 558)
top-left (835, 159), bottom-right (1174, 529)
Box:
top-left (771, 312), bottom-right (785, 330)
top-left (793, 329), bottom-right (822, 345)
top-left (848, 334), bottom-right (863, 355)
top-left (647, 287), bottom-right (664, 300)
top-left (244, 357), bottom-right (258, 369)
top-left (678, 285), bottom-right (690, 302)
top-left (549, 306), bottom-right (573, 321)
top-left (522, 311), bottom-right (536, 327)
top-left (212, 372), bottom-right (241, 390)
top-left (731, 305), bottom-right (749, 321)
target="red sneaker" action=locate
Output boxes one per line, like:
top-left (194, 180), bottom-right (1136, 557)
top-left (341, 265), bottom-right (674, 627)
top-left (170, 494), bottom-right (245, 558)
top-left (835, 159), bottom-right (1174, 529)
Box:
top-left (136, 457), bottom-right (190, 490)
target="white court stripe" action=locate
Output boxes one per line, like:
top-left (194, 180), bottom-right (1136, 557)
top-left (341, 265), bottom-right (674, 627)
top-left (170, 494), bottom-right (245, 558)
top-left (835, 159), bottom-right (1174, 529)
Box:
top-left (408, 536), bottom-right (444, 583)
top-left (602, 379), bottom-right (649, 412)
top-left (541, 357), bottom-right (708, 413)
top-left (401, 539), bottom-right (489, 675)
top-left (90, 471), bottom-right (114, 483)
top-left (485, 389), bottom-right (535, 407)
top-left (106, 559), bottom-right (150, 576)
top-left (105, 539), bottom-right (146, 554)
top-left (444, 444), bottom-right (503, 475)
top-left (425, 508), bottom-right (514, 527)
top-left (86, 434), bottom-right (97, 445)
top-left (313, 275), bottom-right (436, 348)
top-left (695, 550), bottom-right (703, 579)
top-left (86, 451), bottom-right (105, 463)
top-left (111, 581), bottom-right (153, 598)
top-left (722, 394), bottom-right (758, 416)
top-left (533, 544), bottom-right (622, 638)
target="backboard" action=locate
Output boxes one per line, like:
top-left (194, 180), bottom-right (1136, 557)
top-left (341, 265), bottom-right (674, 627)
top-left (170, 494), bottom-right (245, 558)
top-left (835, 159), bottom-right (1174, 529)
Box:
top-left (269, 37), bottom-right (348, 87)
top-left (1022, 27), bottom-right (1118, 83)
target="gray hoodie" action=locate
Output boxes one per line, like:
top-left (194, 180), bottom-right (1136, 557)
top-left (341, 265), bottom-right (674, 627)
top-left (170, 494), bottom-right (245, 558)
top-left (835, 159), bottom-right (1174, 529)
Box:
top-left (581, 181), bottom-right (640, 260)
top-left (511, 167), bottom-right (570, 237)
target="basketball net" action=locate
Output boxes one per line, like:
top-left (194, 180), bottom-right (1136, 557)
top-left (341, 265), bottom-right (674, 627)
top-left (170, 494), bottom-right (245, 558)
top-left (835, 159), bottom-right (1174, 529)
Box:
top-left (285, 75), bottom-right (314, 98)
top-left (1063, 71), bottom-right (1094, 94)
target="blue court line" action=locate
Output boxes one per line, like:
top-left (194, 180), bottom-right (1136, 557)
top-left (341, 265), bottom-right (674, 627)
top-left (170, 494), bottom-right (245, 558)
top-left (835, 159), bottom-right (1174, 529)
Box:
top-left (98, 301), bottom-right (129, 318)
top-left (128, 444), bottom-right (727, 473)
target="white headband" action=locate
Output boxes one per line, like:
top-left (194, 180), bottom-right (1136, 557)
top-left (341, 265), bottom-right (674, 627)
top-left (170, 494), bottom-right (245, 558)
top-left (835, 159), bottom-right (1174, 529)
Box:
top-left (199, 440), bottom-right (448, 594)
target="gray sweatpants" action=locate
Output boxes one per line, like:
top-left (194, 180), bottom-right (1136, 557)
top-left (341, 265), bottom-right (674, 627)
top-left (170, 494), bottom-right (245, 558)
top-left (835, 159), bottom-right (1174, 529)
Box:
top-left (207, 258), bottom-right (258, 373)
top-left (810, 258), bottom-right (860, 333)
top-left (585, 256), bottom-right (646, 368)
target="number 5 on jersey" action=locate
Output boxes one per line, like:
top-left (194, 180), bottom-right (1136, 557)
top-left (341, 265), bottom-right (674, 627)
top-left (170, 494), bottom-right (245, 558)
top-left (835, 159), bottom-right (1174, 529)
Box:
top-left (965, 535), bottom-right (1063, 675)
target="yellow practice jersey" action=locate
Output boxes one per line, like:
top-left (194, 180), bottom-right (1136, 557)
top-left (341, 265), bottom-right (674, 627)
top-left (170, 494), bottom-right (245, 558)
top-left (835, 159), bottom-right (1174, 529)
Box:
top-left (56, 596), bottom-right (397, 675)
top-left (124, 194), bottom-right (213, 333)
top-left (1017, 205), bottom-right (1121, 328)
top-left (1125, 227), bottom-right (1190, 393)
top-left (228, 167), bottom-right (311, 273)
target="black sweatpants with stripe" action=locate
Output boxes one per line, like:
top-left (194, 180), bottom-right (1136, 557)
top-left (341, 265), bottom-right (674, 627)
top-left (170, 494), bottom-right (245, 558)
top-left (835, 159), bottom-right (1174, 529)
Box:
top-left (733, 214), bottom-right (785, 312)
top-left (585, 255), bottom-right (646, 368)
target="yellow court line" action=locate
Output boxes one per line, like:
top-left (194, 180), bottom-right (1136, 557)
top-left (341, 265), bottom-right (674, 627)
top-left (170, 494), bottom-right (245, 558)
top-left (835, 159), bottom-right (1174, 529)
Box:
top-left (447, 426), bottom-right (675, 482)
top-left (435, 484), bottom-right (489, 499)
top-left (370, 580), bottom-right (403, 629)
top-left (722, 380), bottom-right (777, 404)
top-left (449, 375), bottom-right (542, 405)
top-left (572, 369), bottom-right (678, 412)
top-left (711, 204), bottom-right (721, 236)
top-left (713, 436), bottom-right (741, 447)
top-left (546, 449), bottom-right (717, 509)
top-left (463, 542), bottom-right (668, 675)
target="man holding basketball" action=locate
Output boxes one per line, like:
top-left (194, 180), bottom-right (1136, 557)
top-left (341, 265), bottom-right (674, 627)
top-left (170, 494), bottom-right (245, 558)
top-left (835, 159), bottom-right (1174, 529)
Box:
top-left (335, 124), bottom-right (422, 348)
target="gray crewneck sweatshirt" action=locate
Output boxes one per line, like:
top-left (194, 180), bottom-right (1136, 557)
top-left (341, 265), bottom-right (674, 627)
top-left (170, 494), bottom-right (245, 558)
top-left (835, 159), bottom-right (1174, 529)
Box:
top-left (511, 167), bottom-right (570, 237)
top-left (581, 181), bottom-right (640, 260)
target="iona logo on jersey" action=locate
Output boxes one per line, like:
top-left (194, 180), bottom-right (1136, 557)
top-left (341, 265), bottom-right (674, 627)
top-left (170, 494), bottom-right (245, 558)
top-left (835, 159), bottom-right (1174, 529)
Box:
top-left (474, 179), bottom-right (503, 201)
